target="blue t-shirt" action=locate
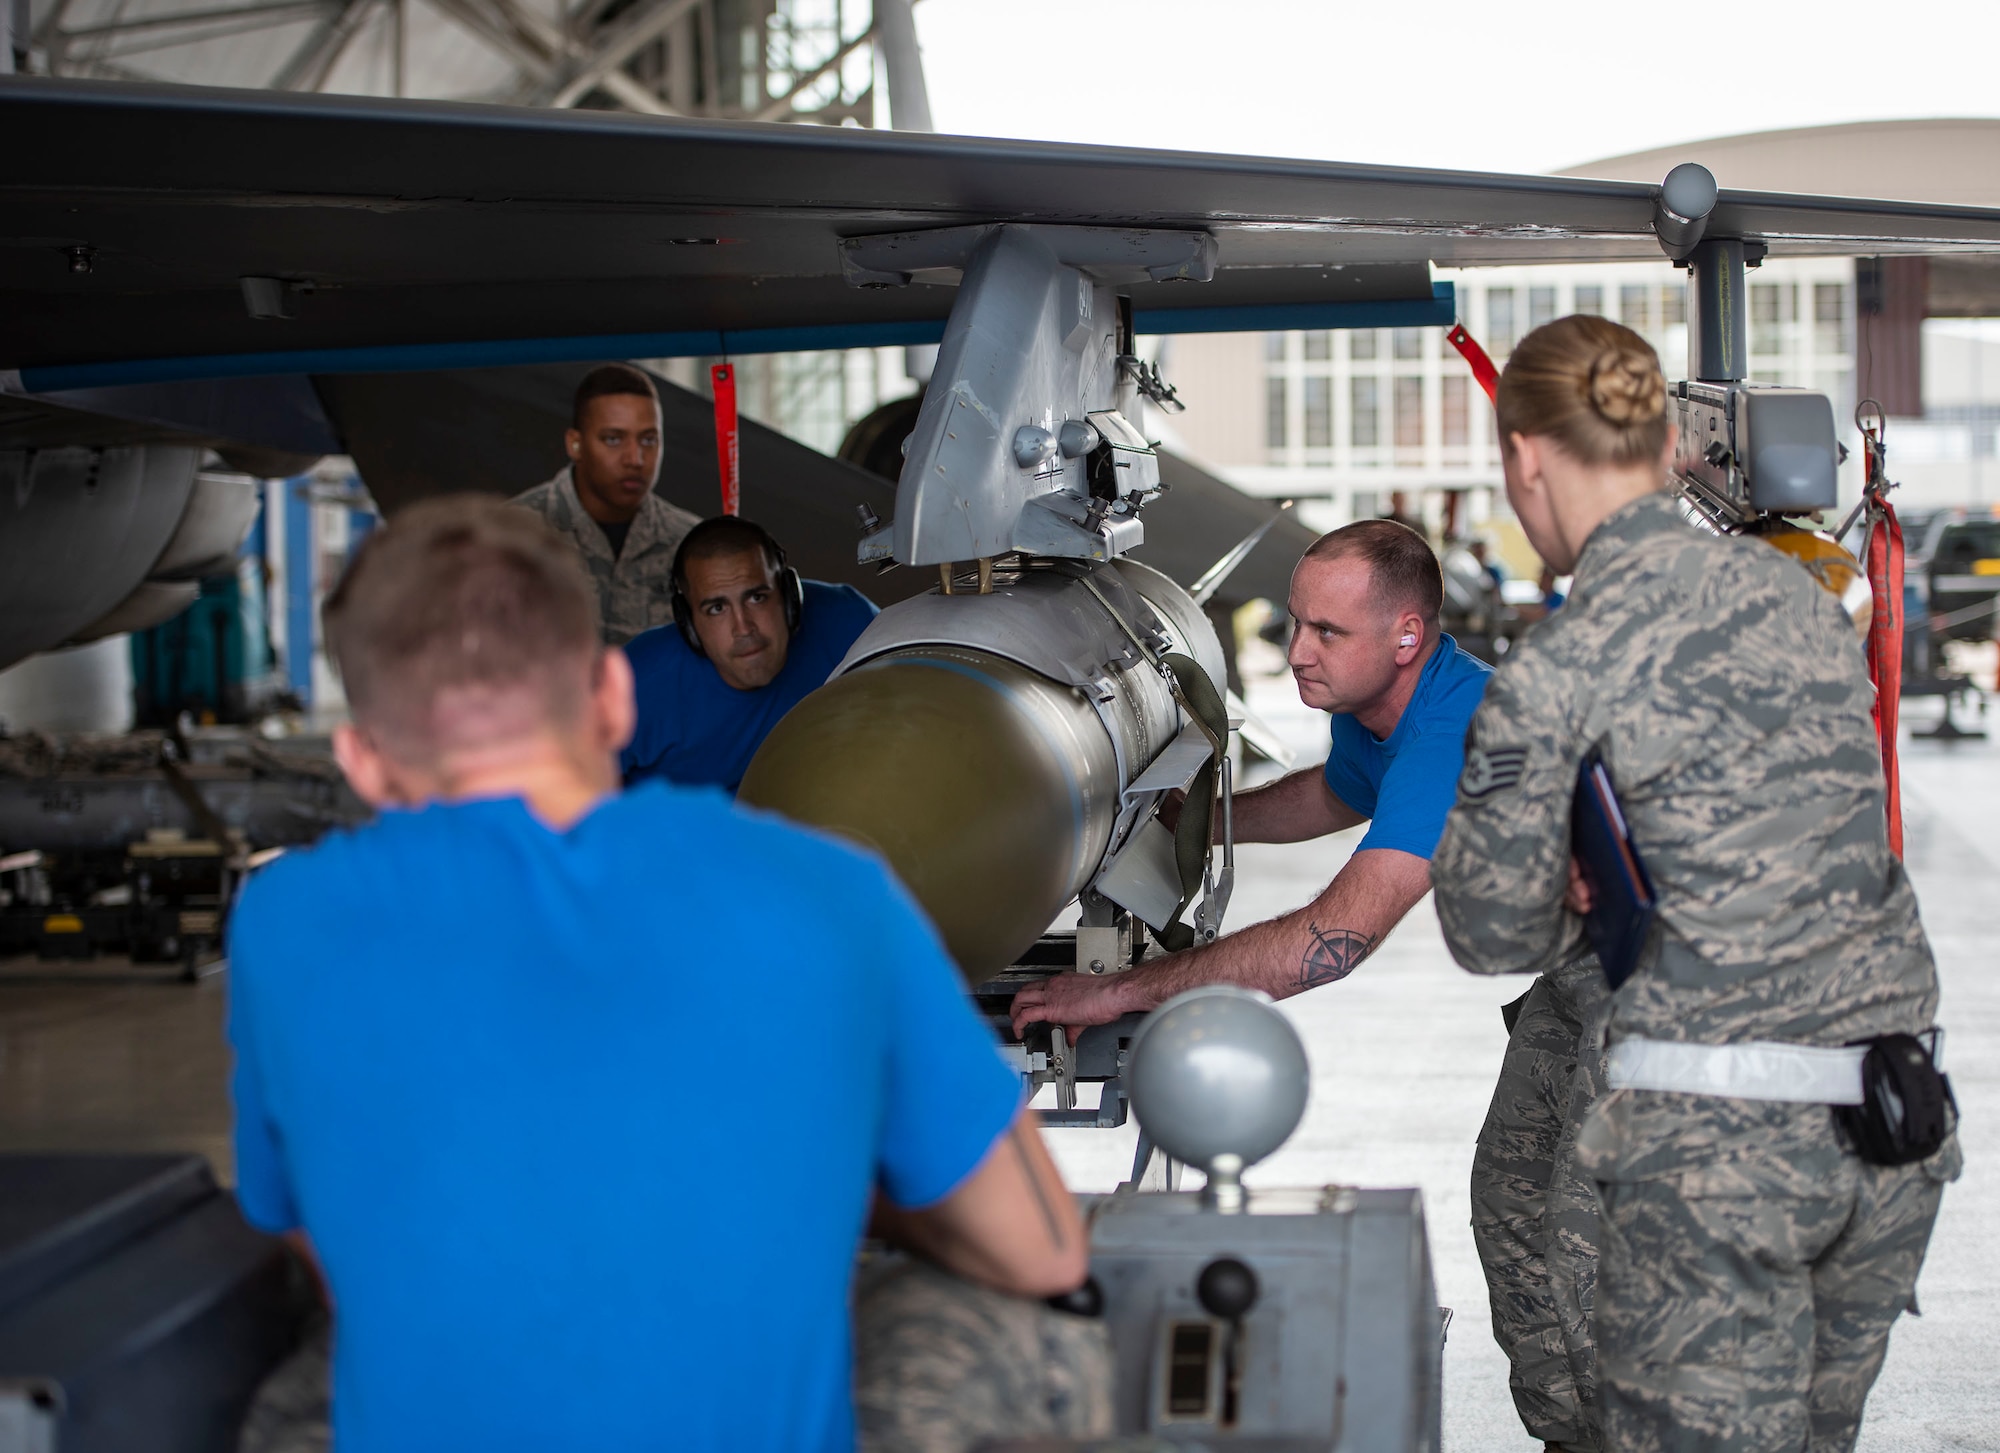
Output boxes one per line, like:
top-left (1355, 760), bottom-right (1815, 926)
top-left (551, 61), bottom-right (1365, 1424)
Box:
top-left (227, 783), bottom-right (1018, 1453)
top-left (622, 580), bottom-right (878, 793)
top-left (1321, 634), bottom-right (1493, 859)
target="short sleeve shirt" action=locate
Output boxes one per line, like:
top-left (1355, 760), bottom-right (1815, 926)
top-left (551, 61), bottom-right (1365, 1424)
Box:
top-left (227, 784), bottom-right (1018, 1453)
top-left (1322, 634), bottom-right (1493, 859)
top-left (621, 580), bottom-right (878, 793)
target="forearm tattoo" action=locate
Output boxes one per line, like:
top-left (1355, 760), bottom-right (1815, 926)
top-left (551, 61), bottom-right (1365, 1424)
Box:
top-left (1011, 1124), bottom-right (1068, 1250)
top-left (1296, 922), bottom-right (1378, 990)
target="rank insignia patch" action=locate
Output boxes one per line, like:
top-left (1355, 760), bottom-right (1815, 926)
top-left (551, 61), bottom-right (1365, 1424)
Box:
top-left (1461, 746), bottom-right (1529, 799)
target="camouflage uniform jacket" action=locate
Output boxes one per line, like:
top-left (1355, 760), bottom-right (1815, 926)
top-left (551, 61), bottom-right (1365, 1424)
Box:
top-left (510, 466), bottom-right (701, 646)
top-left (1432, 491), bottom-right (1944, 1177)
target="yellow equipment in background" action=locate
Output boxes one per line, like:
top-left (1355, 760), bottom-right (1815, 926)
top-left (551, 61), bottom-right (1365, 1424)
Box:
top-left (1760, 525), bottom-right (1874, 638)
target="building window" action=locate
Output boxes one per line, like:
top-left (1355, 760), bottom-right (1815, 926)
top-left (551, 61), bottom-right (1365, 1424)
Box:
top-left (1574, 285), bottom-right (1604, 316)
top-left (1661, 284), bottom-right (1686, 326)
top-left (1529, 286), bottom-right (1557, 330)
top-left (1620, 284), bottom-right (1651, 333)
top-left (1394, 377), bottom-right (1425, 451)
top-left (1266, 377), bottom-right (1287, 449)
top-left (1441, 375), bottom-right (1469, 449)
top-left (1351, 378), bottom-right (1380, 448)
top-left (1752, 282), bottom-right (1794, 355)
top-left (1814, 283), bottom-right (1849, 355)
top-left (1350, 329), bottom-right (1380, 361)
top-left (1487, 289), bottom-right (1518, 354)
top-left (1303, 330), bottom-right (1332, 361)
top-left (1304, 377), bottom-right (1332, 448)
top-left (1393, 328), bottom-right (1424, 360)
top-left (1265, 332), bottom-right (1288, 362)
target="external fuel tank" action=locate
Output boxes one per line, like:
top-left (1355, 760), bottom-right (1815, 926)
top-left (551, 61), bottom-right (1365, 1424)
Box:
top-left (737, 558), bottom-right (1224, 979)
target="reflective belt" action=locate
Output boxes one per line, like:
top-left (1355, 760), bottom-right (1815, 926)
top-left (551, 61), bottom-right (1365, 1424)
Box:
top-left (1607, 1037), bottom-right (1867, 1105)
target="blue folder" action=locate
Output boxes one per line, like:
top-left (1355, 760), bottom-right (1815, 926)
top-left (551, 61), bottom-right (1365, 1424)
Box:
top-left (1571, 748), bottom-right (1657, 991)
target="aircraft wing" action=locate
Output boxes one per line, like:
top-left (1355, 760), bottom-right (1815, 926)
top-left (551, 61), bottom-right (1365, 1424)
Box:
top-left (6, 76), bottom-right (2000, 384)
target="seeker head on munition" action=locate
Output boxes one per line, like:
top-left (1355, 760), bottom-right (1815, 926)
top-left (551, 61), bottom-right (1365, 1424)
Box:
top-left (1126, 986), bottom-right (1309, 1212)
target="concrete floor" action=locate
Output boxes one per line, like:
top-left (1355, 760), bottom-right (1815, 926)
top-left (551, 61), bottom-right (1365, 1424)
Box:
top-left (0, 960), bottom-right (234, 1178)
top-left (1, 676), bottom-right (1995, 1450)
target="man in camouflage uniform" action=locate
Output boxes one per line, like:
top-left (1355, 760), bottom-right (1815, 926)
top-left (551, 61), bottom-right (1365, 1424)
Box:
top-left (1434, 489), bottom-right (1958, 1452)
top-left (511, 362), bottom-right (699, 645)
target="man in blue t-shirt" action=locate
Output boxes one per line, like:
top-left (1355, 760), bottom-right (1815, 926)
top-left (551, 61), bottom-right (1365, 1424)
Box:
top-left (622, 517), bottom-right (878, 792)
top-left (1010, 518), bottom-right (1491, 1031)
top-left (227, 496), bottom-right (1085, 1453)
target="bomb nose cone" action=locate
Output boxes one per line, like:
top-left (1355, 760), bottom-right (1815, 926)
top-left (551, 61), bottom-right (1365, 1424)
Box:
top-left (737, 646), bottom-right (1116, 981)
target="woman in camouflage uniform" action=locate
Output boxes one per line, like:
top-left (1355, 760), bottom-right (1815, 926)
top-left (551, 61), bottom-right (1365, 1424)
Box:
top-left (1433, 316), bottom-right (1957, 1453)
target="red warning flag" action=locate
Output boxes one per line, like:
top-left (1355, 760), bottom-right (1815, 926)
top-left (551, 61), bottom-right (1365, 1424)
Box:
top-left (710, 363), bottom-right (740, 516)
top-left (1445, 324), bottom-right (1500, 405)
top-left (1859, 419), bottom-right (1905, 856)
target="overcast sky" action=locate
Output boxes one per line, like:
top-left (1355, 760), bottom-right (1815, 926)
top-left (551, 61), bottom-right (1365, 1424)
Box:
top-left (914, 0), bottom-right (1996, 176)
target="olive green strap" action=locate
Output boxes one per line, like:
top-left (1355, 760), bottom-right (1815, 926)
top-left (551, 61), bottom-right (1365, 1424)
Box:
top-left (1155, 651), bottom-right (1230, 952)
top-left (1071, 572), bottom-right (1229, 951)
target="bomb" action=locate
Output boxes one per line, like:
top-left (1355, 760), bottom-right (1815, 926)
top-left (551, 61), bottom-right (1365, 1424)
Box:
top-left (738, 557), bottom-right (1224, 979)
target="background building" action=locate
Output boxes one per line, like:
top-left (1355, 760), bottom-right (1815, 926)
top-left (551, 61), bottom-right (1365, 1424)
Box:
top-left (1162, 254), bottom-right (1857, 543)
top-left (1152, 121), bottom-right (2000, 574)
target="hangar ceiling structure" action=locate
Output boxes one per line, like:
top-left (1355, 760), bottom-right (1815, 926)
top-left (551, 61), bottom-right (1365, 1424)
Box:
top-left (22, 0), bottom-right (885, 124)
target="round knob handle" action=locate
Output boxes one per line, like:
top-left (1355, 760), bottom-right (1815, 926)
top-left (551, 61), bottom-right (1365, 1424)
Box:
top-left (1196, 1256), bottom-right (1259, 1320)
top-left (1126, 986), bottom-right (1310, 1175)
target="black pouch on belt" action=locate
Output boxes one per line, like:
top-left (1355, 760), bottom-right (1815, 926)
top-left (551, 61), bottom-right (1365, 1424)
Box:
top-left (1834, 1031), bottom-right (1958, 1166)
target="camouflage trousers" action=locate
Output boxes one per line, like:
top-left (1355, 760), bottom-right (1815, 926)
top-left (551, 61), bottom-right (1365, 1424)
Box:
top-left (853, 1256), bottom-right (1114, 1453)
top-left (1470, 965), bottom-right (1612, 1452)
top-left (1595, 1150), bottom-right (1948, 1453)
top-left (238, 1262), bottom-right (1111, 1453)
top-left (237, 1316), bottom-right (329, 1453)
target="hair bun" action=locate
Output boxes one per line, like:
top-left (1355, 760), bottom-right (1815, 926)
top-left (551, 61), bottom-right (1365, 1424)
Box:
top-left (1586, 349), bottom-right (1666, 428)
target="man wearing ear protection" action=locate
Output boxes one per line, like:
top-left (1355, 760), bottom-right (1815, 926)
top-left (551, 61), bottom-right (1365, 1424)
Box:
top-left (620, 516), bottom-right (877, 793)
top-left (1012, 518), bottom-right (1491, 1030)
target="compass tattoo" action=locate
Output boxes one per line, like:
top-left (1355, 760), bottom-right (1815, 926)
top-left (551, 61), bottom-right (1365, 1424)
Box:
top-left (1295, 922), bottom-right (1378, 990)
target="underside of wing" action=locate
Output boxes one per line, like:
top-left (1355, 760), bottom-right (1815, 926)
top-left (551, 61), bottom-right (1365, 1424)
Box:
top-left (6, 77), bottom-right (2000, 379)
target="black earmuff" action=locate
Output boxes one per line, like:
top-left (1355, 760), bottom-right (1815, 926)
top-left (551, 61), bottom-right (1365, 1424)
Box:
top-left (670, 519), bottom-right (804, 659)
top-left (671, 585), bottom-right (701, 655)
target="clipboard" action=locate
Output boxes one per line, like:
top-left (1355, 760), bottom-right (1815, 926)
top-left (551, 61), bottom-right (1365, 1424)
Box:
top-left (1571, 747), bottom-right (1656, 991)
